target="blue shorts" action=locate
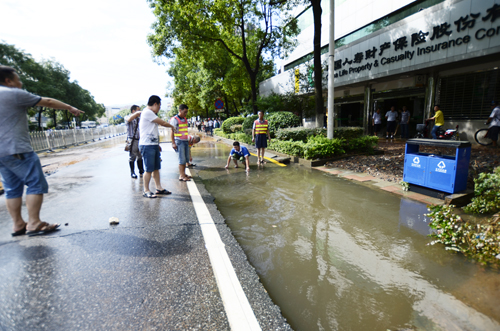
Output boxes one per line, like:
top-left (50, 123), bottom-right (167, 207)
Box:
top-left (255, 134), bottom-right (268, 149)
top-left (175, 139), bottom-right (189, 165)
top-left (139, 145), bottom-right (161, 173)
top-left (0, 152), bottom-right (49, 199)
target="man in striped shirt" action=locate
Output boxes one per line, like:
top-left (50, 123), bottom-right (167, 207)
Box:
top-left (252, 111), bottom-right (271, 164)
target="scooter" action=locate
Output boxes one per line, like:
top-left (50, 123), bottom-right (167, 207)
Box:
top-left (436, 125), bottom-right (460, 140)
top-left (414, 119), bottom-right (460, 140)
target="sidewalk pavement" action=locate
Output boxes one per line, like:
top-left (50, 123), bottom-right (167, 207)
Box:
top-left (0, 139), bottom-right (291, 331)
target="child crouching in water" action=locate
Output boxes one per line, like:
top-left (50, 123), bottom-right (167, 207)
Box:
top-left (186, 135), bottom-right (201, 167)
top-left (225, 141), bottom-right (250, 172)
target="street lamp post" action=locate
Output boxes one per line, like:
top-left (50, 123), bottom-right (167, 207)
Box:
top-left (327, 0), bottom-right (335, 139)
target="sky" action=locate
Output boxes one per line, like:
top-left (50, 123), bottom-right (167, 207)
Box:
top-left (0, 0), bottom-right (172, 108)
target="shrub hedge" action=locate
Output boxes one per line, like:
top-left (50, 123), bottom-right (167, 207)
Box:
top-left (267, 112), bottom-right (301, 134)
top-left (275, 126), bottom-right (364, 142)
top-left (216, 122), bottom-right (378, 160)
top-left (221, 117), bottom-right (245, 133)
top-left (268, 135), bottom-right (378, 160)
top-left (242, 115), bottom-right (259, 131)
top-left (463, 166), bottom-right (500, 214)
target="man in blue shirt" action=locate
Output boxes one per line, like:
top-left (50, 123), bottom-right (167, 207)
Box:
top-left (225, 141), bottom-right (250, 172)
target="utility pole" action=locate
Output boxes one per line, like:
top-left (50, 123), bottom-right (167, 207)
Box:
top-left (327, 0), bottom-right (335, 139)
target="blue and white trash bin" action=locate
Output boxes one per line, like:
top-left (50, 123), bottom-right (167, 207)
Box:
top-left (403, 139), bottom-right (471, 194)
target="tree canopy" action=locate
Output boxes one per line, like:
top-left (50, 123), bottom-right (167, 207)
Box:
top-left (0, 43), bottom-right (105, 129)
top-left (147, 0), bottom-right (299, 114)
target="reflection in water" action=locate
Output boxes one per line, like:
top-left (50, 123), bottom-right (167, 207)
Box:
top-left (192, 141), bottom-right (500, 331)
top-left (399, 199), bottom-right (433, 236)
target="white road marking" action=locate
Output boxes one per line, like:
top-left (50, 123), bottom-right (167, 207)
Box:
top-left (185, 169), bottom-right (262, 331)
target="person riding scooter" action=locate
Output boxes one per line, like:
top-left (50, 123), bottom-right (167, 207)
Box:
top-left (426, 105), bottom-right (444, 139)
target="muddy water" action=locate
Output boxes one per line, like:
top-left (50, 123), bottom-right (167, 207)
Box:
top-left (192, 140), bottom-right (500, 331)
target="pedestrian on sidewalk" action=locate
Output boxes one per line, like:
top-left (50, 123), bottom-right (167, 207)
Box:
top-left (125, 105), bottom-right (144, 178)
top-left (0, 65), bottom-right (84, 236)
top-left (139, 95), bottom-right (177, 198)
top-left (372, 108), bottom-right (382, 136)
top-left (486, 101), bottom-right (500, 148)
top-left (203, 118), bottom-right (208, 135)
top-left (208, 118), bottom-right (214, 136)
top-left (385, 106), bottom-right (398, 139)
top-left (252, 110), bottom-right (271, 164)
top-left (427, 105), bottom-right (444, 139)
top-left (225, 141), bottom-right (250, 171)
top-left (170, 104), bottom-right (191, 182)
top-left (400, 106), bottom-right (410, 139)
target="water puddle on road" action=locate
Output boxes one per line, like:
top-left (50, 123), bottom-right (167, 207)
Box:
top-left (192, 140), bottom-right (500, 331)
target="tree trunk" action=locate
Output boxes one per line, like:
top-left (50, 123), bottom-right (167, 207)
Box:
top-left (249, 72), bottom-right (258, 114)
top-left (37, 107), bottom-right (44, 129)
top-left (233, 100), bottom-right (239, 114)
top-left (66, 110), bottom-right (71, 128)
top-left (224, 95), bottom-right (230, 118)
top-left (52, 109), bottom-right (57, 128)
top-left (311, 0), bottom-right (324, 128)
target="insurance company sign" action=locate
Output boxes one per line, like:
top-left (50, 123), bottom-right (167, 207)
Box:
top-left (334, 0), bottom-right (500, 85)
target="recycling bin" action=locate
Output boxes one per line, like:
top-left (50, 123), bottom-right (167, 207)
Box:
top-left (403, 139), bottom-right (471, 194)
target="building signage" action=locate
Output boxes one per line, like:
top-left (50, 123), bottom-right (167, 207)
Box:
top-left (333, 0), bottom-right (500, 84)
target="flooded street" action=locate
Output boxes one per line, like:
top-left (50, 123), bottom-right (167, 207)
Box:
top-left (191, 139), bottom-right (500, 331)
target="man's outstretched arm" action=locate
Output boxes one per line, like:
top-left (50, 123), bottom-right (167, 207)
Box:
top-left (37, 98), bottom-right (84, 116)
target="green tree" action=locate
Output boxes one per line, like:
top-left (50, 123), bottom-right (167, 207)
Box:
top-left (147, 0), bottom-right (299, 114)
top-left (310, 0), bottom-right (325, 127)
top-left (0, 43), bottom-right (105, 129)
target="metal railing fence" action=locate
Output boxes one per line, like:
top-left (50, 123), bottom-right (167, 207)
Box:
top-left (30, 126), bottom-right (127, 152)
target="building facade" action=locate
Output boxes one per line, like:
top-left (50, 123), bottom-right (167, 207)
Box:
top-left (260, 0), bottom-right (500, 141)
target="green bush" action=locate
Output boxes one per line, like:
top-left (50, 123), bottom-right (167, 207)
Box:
top-left (214, 129), bottom-right (252, 144)
top-left (267, 112), bottom-right (301, 134)
top-left (275, 127), bottom-right (326, 142)
top-left (221, 116), bottom-right (245, 133)
top-left (463, 167), bottom-right (500, 214)
top-left (426, 204), bottom-right (500, 267)
top-left (268, 140), bottom-right (306, 158)
top-left (274, 126), bottom-right (364, 142)
top-left (230, 124), bottom-right (243, 133)
top-left (242, 115), bottom-right (259, 131)
top-left (342, 136), bottom-right (379, 153)
top-left (303, 135), bottom-right (345, 160)
top-left (334, 127), bottom-right (364, 140)
top-left (232, 132), bottom-right (253, 144)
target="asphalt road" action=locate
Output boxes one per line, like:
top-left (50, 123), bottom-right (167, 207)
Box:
top-left (0, 139), bottom-right (291, 331)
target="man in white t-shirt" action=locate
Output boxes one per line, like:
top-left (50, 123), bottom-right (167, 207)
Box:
top-left (208, 118), bottom-right (214, 136)
top-left (372, 108), bottom-right (382, 136)
top-left (486, 100), bottom-right (500, 148)
top-left (138, 95), bottom-right (177, 199)
top-left (385, 106), bottom-right (398, 139)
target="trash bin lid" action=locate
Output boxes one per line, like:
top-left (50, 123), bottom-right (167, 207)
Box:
top-left (406, 139), bottom-right (471, 148)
